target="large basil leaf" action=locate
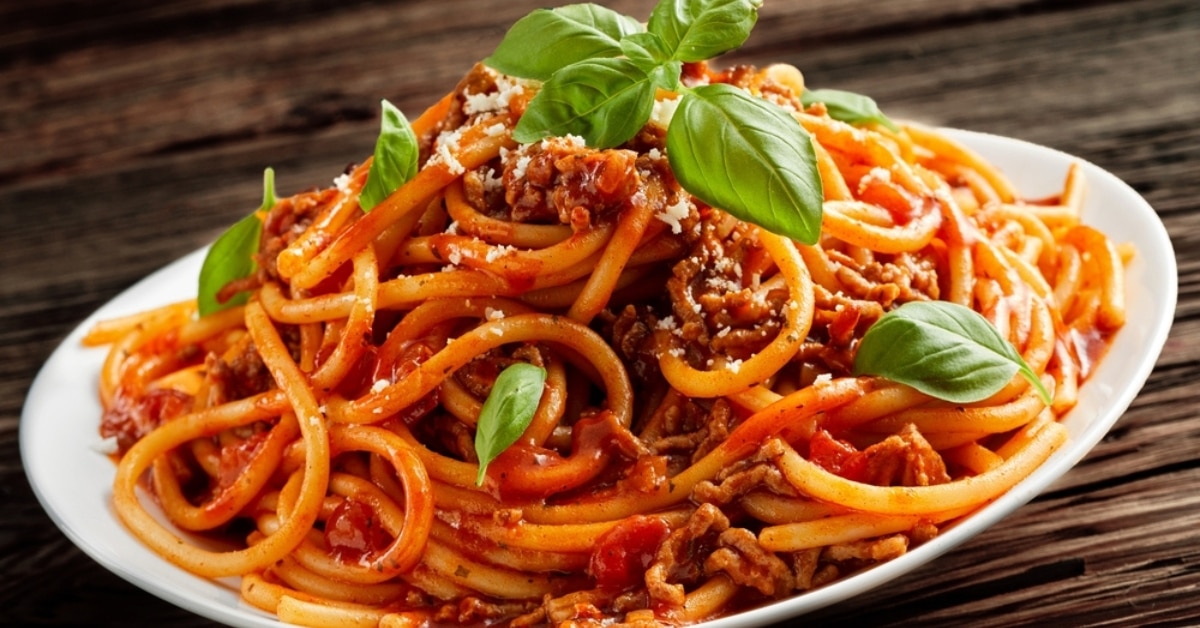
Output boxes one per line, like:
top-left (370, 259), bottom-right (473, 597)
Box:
top-left (359, 99), bottom-right (419, 212)
top-left (853, 301), bottom-right (1053, 405)
top-left (647, 0), bottom-right (761, 63)
top-left (485, 4), bottom-right (643, 80)
top-left (513, 58), bottom-right (657, 149)
top-left (666, 83), bottom-right (824, 244)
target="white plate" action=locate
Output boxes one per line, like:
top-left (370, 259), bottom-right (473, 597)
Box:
top-left (21, 130), bottom-right (1177, 627)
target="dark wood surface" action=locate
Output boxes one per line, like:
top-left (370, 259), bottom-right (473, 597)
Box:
top-left (3, 0), bottom-right (1198, 625)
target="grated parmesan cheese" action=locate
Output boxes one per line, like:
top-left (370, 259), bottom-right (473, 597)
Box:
top-left (511, 153), bottom-right (532, 181)
top-left (485, 244), bottom-right (515, 263)
top-left (333, 172), bottom-right (353, 194)
top-left (481, 167), bottom-right (503, 194)
top-left (857, 166), bottom-right (892, 194)
top-left (463, 74), bottom-right (527, 116)
top-left (655, 196), bottom-right (692, 234)
top-left (649, 96), bottom-right (682, 130)
top-left (431, 128), bottom-right (466, 175)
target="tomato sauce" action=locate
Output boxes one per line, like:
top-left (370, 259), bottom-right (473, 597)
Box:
top-left (588, 515), bottom-right (671, 590)
top-left (324, 497), bottom-right (392, 564)
top-left (100, 387), bottom-right (193, 454)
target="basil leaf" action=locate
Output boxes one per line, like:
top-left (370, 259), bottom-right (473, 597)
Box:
top-left (513, 58), bottom-right (657, 149)
top-left (647, 0), bottom-right (761, 63)
top-left (485, 4), bottom-right (643, 81)
top-left (197, 168), bottom-right (274, 317)
top-left (666, 83), bottom-right (824, 244)
top-left (853, 301), bottom-right (1053, 405)
top-left (621, 32), bottom-right (684, 91)
top-left (359, 99), bottom-right (419, 212)
top-left (801, 88), bottom-right (899, 132)
top-left (620, 31), bottom-right (673, 70)
top-left (474, 362), bottom-right (548, 486)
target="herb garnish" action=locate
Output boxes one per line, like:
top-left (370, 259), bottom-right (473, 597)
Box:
top-left (358, 99), bottom-right (420, 212)
top-left (800, 88), bottom-right (899, 132)
top-left (474, 363), bottom-right (548, 486)
top-left (491, 0), bottom-right (829, 245)
top-left (197, 167), bottom-right (274, 317)
top-left (853, 301), bottom-right (1054, 405)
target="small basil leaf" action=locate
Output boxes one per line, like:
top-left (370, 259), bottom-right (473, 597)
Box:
top-left (513, 58), bottom-right (657, 149)
top-left (853, 301), bottom-right (1054, 405)
top-left (648, 59), bottom-right (684, 92)
top-left (197, 168), bottom-right (274, 317)
top-left (474, 362), bottom-right (548, 486)
top-left (648, 0), bottom-right (761, 63)
top-left (800, 88), bottom-right (899, 132)
top-left (666, 83), bottom-right (824, 244)
top-left (485, 4), bottom-right (644, 81)
top-left (359, 99), bottom-right (419, 212)
top-left (620, 31), bottom-right (674, 71)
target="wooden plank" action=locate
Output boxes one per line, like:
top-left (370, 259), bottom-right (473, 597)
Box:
top-left (1, 0), bottom-right (1197, 626)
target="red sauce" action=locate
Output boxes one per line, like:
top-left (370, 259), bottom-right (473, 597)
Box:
top-left (588, 515), bottom-right (670, 590)
top-left (856, 174), bottom-right (929, 226)
top-left (364, 339), bottom-right (441, 425)
top-left (216, 430), bottom-right (269, 491)
top-left (100, 387), bottom-right (193, 454)
top-left (808, 429), bottom-right (867, 482)
top-left (1069, 327), bottom-right (1111, 380)
top-left (324, 497), bottom-right (392, 564)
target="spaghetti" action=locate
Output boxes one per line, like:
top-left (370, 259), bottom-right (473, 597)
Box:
top-left (87, 57), bottom-right (1127, 627)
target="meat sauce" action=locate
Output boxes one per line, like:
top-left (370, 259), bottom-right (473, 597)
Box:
top-left (588, 515), bottom-right (671, 590)
top-left (324, 497), bottom-right (393, 564)
top-left (100, 387), bottom-right (193, 454)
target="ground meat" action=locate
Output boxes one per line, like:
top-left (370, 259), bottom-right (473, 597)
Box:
top-left (825, 248), bottom-right (941, 310)
top-left (645, 503), bottom-right (730, 607)
top-left (790, 547), bottom-right (835, 591)
top-left (204, 342), bottom-right (275, 405)
top-left (823, 534), bottom-right (910, 564)
top-left (704, 527), bottom-right (795, 597)
top-left (603, 304), bottom-right (662, 385)
top-left (706, 63), bottom-right (804, 112)
top-left (502, 137), bottom-right (640, 226)
top-left (454, 344), bottom-right (547, 398)
top-left (856, 424), bottom-right (951, 487)
top-left (436, 596), bottom-right (539, 626)
top-left (645, 397), bottom-right (732, 466)
top-left (666, 216), bottom-right (787, 364)
top-left (691, 440), bottom-right (795, 506)
top-left (256, 186), bottom-right (339, 285)
top-left (462, 162), bottom-right (506, 216)
top-left (418, 412), bottom-right (478, 462)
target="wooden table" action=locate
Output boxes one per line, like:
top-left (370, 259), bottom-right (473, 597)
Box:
top-left (3, 0), bottom-right (1197, 625)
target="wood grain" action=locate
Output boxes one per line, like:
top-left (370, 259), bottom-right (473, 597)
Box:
top-left (2, 0), bottom-right (1197, 625)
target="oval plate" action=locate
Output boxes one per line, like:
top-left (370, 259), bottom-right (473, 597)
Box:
top-left (21, 129), bottom-right (1177, 627)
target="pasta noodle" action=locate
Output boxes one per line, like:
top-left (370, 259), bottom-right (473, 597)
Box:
top-left (87, 56), bottom-right (1126, 627)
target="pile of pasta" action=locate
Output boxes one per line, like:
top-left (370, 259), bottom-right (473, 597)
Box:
top-left (88, 60), bottom-right (1126, 627)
